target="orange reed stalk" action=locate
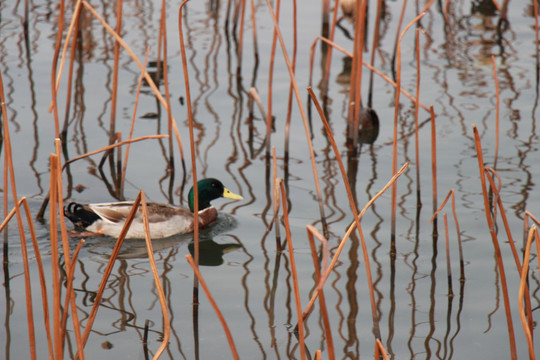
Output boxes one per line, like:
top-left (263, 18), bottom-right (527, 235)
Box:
top-left (431, 190), bottom-right (464, 281)
top-left (307, 86), bottom-right (381, 338)
top-left (375, 338), bottom-right (391, 360)
top-left (472, 125), bottom-right (517, 360)
top-left (301, 162), bottom-right (409, 328)
top-left (443, 213), bottom-right (454, 297)
top-left (185, 255), bottom-right (240, 360)
top-left (308, 35), bottom-right (430, 112)
top-left (81, 1), bottom-right (186, 162)
top-left (178, 0), bottom-right (200, 298)
top-left (318, 0), bottom-right (340, 95)
top-left (0, 70), bottom-right (37, 359)
top-left (485, 168), bottom-right (522, 273)
top-left (54, 139), bottom-right (85, 358)
top-left (21, 198), bottom-right (54, 359)
top-left (518, 226), bottom-right (538, 359)
top-left (49, 154), bottom-right (63, 360)
top-left (50, 0), bottom-right (65, 137)
top-left (284, 0), bottom-right (297, 158)
top-left (266, 0), bottom-right (281, 156)
top-left (491, 55), bottom-right (500, 168)
top-left (272, 148), bottom-right (281, 248)
top-left (61, 2), bottom-right (82, 136)
top-left (159, 0), bottom-right (176, 176)
top-left (121, 48), bottom-right (150, 193)
top-left (249, 0), bottom-right (259, 62)
top-left (140, 194), bottom-right (171, 358)
top-left (60, 239), bottom-right (86, 360)
top-left (484, 169), bottom-right (534, 333)
top-left (367, 0), bottom-right (384, 107)
top-left (0, 201), bottom-right (37, 360)
top-left (430, 106), bottom-right (438, 218)
top-left (278, 179), bottom-right (306, 360)
top-left (392, 0), bottom-right (435, 241)
top-left (348, 0), bottom-right (368, 145)
top-left (77, 194), bottom-right (143, 357)
top-left (63, 135), bottom-right (168, 170)
top-left (109, 0), bottom-right (124, 142)
top-left (306, 225), bottom-right (335, 360)
top-left (50, 0), bottom-right (82, 113)
top-left (263, 0), bottom-right (328, 234)
top-left (248, 87), bottom-right (268, 120)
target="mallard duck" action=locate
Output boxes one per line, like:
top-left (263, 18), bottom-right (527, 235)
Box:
top-left (64, 178), bottom-right (243, 239)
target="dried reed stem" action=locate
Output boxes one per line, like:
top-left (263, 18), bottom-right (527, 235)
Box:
top-left (432, 190), bottom-right (464, 281)
top-left (63, 135), bottom-right (168, 170)
top-left (22, 198), bottom-right (54, 359)
top-left (518, 226), bottom-right (538, 359)
top-left (278, 179), bottom-right (306, 360)
top-left (50, 0), bottom-right (65, 137)
top-left (178, 0), bottom-right (200, 300)
top-left (54, 139), bottom-right (85, 358)
top-left (81, 1), bottom-right (186, 162)
top-left (348, 0), bottom-right (368, 145)
top-left (307, 87), bottom-right (381, 338)
top-left (60, 239), bottom-right (85, 360)
top-left (248, 87), bottom-right (268, 120)
top-left (0, 70), bottom-right (38, 359)
top-left (485, 168), bottom-right (522, 273)
top-left (77, 194), bottom-right (143, 357)
top-left (430, 106), bottom-right (438, 219)
top-left (49, 154), bottom-right (64, 360)
top-left (309, 36), bottom-right (430, 112)
top-left (140, 194), bottom-right (170, 358)
top-left (249, 0), bottom-right (259, 62)
top-left (472, 125), bottom-right (517, 360)
top-left (109, 0), bottom-right (124, 143)
top-left (367, 0), bottom-right (383, 107)
top-left (49, 0), bottom-right (82, 113)
top-left (319, 0), bottom-right (340, 95)
top-left (61, 2), bottom-right (82, 136)
top-left (284, 0), bottom-right (297, 158)
top-left (443, 213), bottom-right (453, 296)
top-left (301, 162), bottom-right (409, 327)
top-left (185, 255), bottom-right (240, 360)
top-left (159, 0), bottom-right (176, 178)
top-left (375, 338), bottom-right (391, 360)
top-left (265, 0), bottom-right (281, 156)
top-left (306, 225), bottom-right (334, 360)
top-left (264, 0), bottom-right (328, 234)
top-left (0, 200), bottom-right (37, 359)
top-left (121, 49), bottom-right (150, 193)
top-left (484, 169), bottom-right (534, 333)
top-left (392, 1), bottom-right (435, 242)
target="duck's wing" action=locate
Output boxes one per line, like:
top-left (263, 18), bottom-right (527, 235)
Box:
top-left (88, 202), bottom-right (193, 224)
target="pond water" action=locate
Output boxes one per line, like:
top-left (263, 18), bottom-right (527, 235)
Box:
top-left (2, 0), bottom-right (540, 359)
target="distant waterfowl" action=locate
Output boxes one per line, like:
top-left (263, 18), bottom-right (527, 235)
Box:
top-left (65, 178), bottom-right (243, 239)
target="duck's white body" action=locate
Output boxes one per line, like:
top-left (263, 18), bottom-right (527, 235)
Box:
top-left (66, 202), bottom-right (218, 239)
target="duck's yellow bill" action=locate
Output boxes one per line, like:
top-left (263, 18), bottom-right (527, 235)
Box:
top-left (223, 188), bottom-right (243, 201)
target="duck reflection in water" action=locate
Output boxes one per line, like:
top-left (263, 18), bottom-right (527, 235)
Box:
top-left (188, 239), bottom-right (242, 266)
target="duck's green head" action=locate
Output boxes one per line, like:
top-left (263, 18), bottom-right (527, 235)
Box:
top-left (188, 178), bottom-right (243, 212)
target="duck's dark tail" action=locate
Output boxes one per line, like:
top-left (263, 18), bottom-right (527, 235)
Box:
top-left (64, 203), bottom-right (101, 228)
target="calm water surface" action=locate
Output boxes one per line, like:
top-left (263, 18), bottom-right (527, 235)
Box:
top-left (2, 0), bottom-right (540, 359)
